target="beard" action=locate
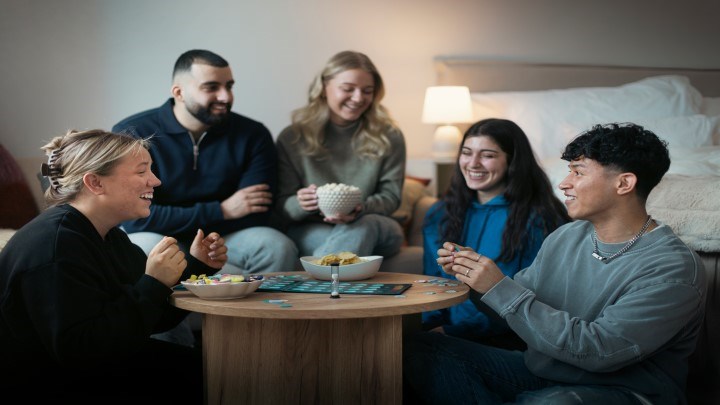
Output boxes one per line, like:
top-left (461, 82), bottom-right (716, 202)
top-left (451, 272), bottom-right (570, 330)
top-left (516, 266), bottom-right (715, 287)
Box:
top-left (186, 100), bottom-right (232, 126)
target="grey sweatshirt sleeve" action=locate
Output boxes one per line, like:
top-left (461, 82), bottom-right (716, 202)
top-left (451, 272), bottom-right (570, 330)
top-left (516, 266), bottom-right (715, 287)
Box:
top-left (480, 225), bottom-right (706, 374)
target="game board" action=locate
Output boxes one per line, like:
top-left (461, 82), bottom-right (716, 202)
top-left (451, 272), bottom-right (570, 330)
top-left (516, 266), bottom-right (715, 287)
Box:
top-left (258, 275), bottom-right (411, 296)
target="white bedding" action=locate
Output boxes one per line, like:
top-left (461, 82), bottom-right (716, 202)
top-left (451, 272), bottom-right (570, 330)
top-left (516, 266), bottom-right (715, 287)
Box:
top-left (470, 75), bottom-right (711, 162)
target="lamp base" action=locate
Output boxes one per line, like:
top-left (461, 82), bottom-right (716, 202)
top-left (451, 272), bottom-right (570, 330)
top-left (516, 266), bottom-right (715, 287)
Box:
top-left (432, 125), bottom-right (462, 160)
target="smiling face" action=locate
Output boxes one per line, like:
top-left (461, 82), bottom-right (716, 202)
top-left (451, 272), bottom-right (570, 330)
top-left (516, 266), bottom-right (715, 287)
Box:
top-left (100, 148), bottom-right (161, 222)
top-left (324, 68), bottom-right (375, 126)
top-left (174, 63), bottom-right (234, 127)
top-left (459, 135), bottom-right (509, 203)
top-left (558, 157), bottom-right (619, 221)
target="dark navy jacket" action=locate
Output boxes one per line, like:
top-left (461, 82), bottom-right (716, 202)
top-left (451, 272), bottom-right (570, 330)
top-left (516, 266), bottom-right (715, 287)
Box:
top-left (112, 99), bottom-right (277, 241)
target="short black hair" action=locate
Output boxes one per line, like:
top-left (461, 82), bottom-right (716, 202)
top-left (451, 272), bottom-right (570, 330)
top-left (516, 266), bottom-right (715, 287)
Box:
top-left (561, 123), bottom-right (670, 199)
top-left (172, 49), bottom-right (229, 78)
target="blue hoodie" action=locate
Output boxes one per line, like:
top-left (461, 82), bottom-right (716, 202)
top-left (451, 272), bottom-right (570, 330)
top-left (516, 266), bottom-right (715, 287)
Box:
top-left (422, 195), bottom-right (546, 339)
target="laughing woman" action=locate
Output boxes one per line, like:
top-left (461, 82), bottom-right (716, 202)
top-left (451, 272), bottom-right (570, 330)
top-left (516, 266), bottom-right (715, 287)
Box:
top-left (422, 119), bottom-right (571, 345)
top-left (0, 129), bottom-right (226, 402)
top-left (275, 50), bottom-right (406, 258)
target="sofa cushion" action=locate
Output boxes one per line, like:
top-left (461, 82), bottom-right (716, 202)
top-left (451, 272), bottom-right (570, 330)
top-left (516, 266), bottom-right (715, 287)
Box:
top-left (0, 144), bottom-right (39, 229)
top-left (392, 176), bottom-right (432, 232)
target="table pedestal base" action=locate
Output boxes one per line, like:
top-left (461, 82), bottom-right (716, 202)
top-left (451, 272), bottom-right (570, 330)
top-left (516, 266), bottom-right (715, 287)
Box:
top-left (202, 315), bottom-right (402, 404)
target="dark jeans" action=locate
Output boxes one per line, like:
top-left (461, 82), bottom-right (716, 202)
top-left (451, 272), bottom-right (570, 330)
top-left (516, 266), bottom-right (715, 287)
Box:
top-left (7, 338), bottom-right (203, 405)
top-left (403, 331), bottom-right (643, 405)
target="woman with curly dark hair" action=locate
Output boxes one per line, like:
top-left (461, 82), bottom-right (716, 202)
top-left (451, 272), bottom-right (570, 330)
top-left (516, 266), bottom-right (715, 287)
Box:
top-left (422, 118), bottom-right (570, 343)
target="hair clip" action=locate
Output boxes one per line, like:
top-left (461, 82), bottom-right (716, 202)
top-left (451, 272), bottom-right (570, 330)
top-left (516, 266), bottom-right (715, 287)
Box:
top-left (40, 162), bottom-right (52, 176)
top-left (41, 150), bottom-right (63, 190)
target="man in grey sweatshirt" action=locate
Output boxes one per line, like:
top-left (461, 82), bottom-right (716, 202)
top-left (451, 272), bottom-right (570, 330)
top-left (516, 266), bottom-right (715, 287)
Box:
top-left (404, 123), bottom-right (707, 405)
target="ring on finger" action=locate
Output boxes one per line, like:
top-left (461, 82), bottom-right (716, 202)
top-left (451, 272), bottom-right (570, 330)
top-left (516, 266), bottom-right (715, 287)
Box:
top-left (465, 269), bottom-right (470, 277)
top-left (475, 255), bottom-right (482, 262)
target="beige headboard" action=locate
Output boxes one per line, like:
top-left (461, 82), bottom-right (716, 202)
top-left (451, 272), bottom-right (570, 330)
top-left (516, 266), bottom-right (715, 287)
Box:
top-left (434, 58), bottom-right (720, 96)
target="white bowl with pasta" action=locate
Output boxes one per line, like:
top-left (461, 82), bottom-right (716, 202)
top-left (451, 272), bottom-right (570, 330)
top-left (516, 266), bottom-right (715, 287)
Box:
top-left (300, 255), bottom-right (383, 281)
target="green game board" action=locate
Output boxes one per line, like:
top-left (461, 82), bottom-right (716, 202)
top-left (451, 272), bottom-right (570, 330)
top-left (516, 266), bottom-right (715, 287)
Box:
top-left (258, 276), bottom-right (411, 295)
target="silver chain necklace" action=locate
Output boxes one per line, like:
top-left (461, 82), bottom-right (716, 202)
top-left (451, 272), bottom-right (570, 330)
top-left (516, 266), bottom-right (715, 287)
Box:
top-left (592, 216), bottom-right (653, 263)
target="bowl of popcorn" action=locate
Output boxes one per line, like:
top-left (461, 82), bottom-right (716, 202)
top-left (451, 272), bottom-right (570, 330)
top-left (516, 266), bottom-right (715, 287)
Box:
top-left (300, 252), bottom-right (383, 281)
top-left (180, 274), bottom-right (264, 300)
top-left (316, 183), bottom-right (362, 217)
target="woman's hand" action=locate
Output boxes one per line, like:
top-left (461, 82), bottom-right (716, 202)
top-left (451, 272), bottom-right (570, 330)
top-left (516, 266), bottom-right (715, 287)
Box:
top-left (190, 229), bottom-right (228, 270)
top-left (322, 204), bottom-right (362, 224)
top-left (296, 184), bottom-right (319, 212)
top-left (436, 242), bottom-right (505, 293)
top-left (146, 236), bottom-right (187, 288)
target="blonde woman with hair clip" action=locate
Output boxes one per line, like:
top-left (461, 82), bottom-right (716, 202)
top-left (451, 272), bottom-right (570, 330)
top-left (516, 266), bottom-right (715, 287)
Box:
top-left (0, 129), bottom-right (226, 402)
top-left (276, 50), bottom-right (407, 258)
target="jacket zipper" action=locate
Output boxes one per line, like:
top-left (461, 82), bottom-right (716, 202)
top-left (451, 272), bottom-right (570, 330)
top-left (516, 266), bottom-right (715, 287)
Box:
top-left (188, 132), bottom-right (207, 170)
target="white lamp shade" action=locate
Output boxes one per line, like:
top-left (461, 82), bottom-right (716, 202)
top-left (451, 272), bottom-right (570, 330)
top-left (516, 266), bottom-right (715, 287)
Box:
top-left (422, 86), bottom-right (473, 124)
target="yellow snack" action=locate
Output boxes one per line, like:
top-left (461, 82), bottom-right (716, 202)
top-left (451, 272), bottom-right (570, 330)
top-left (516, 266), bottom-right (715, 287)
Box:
top-left (314, 252), bottom-right (365, 266)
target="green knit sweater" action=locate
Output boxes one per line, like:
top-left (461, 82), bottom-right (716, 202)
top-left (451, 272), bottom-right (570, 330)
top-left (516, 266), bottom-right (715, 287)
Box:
top-left (275, 121), bottom-right (406, 223)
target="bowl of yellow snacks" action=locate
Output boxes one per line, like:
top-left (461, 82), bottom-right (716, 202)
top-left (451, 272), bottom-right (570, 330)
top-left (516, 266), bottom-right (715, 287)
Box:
top-left (300, 252), bottom-right (383, 281)
top-left (316, 183), bottom-right (362, 217)
top-left (180, 274), bottom-right (264, 300)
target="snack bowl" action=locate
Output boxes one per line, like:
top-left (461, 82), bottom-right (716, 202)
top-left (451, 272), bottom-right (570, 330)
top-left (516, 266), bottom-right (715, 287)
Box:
top-left (180, 275), bottom-right (263, 300)
top-left (300, 255), bottom-right (383, 281)
top-left (316, 183), bottom-right (362, 217)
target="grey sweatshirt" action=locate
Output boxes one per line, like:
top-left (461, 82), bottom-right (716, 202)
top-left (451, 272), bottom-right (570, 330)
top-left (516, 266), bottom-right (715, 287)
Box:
top-left (481, 220), bottom-right (707, 404)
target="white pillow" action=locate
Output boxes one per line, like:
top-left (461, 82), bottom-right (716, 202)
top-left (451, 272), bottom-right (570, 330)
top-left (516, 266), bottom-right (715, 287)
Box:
top-left (472, 75), bottom-right (703, 161)
top-left (701, 97), bottom-right (720, 117)
top-left (562, 115), bottom-right (718, 150)
top-left (668, 146), bottom-right (720, 176)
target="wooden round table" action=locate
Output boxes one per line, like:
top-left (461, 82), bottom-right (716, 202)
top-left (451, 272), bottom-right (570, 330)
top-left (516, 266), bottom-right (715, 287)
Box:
top-left (172, 272), bottom-right (469, 404)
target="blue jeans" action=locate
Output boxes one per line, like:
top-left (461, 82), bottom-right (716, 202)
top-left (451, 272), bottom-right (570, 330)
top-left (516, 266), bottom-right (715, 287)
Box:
top-left (127, 226), bottom-right (298, 274)
top-left (287, 213), bottom-right (404, 257)
top-left (403, 332), bottom-right (644, 404)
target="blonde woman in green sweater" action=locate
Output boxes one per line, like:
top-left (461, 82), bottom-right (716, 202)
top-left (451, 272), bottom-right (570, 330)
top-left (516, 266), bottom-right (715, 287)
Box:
top-left (276, 50), bottom-right (406, 258)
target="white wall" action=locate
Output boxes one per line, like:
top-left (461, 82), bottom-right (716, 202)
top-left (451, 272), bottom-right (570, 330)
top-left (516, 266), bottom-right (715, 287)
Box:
top-left (2, 0), bottom-right (719, 165)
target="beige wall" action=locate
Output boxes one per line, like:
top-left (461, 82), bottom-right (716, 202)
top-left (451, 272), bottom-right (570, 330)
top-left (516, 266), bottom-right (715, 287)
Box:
top-left (2, 0), bottom-right (719, 199)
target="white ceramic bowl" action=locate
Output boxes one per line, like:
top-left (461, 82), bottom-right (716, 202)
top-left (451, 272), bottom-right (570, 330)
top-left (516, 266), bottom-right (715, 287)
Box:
top-left (180, 279), bottom-right (263, 300)
top-left (316, 186), bottom-right (362, 217)
top-left (300, 255), bottom-right (383, 281)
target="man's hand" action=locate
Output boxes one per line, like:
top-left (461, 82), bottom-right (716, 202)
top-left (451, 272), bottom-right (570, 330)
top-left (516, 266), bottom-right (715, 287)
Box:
top-left (190, 229), bottom-right (228, 270)
top-left (146, 236), bottom-right (187, 288)
top-left (436, 242), bottom-right (505, 294)
top-left (220, 184), bottom-right (272, 219)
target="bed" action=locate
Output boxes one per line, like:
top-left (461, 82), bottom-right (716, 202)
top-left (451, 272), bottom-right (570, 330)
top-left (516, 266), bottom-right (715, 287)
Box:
top-left (433, 58), bottom-right (720, 404)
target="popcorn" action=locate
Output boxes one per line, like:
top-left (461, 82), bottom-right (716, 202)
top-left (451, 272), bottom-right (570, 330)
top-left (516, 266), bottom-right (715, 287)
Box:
top-left (316, 183), bottom-right (360, 193)
top-left (316, 183), bottom-right (362, 216)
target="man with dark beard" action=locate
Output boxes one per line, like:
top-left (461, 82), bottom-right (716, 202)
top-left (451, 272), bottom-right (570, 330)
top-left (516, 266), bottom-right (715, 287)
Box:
top-left (113, 50), bottom-right (297, 346)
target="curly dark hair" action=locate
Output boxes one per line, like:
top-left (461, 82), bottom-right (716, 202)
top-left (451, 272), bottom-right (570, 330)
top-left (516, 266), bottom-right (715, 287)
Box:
top-left (440, 118), bottom-right (571, 262)
top-left (561, 123), bottom-right (670, 200)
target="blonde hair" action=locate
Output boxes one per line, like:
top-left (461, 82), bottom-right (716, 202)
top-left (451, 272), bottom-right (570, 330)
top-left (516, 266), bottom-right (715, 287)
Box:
top-left (290, 50), bottom-right (396, 159)
top-left (41, 129), bottom-right (151, 207)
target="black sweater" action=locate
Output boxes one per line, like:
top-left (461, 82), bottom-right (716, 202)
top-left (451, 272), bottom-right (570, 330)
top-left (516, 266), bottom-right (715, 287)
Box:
top-left (0, 204), bottom-right (210, 370)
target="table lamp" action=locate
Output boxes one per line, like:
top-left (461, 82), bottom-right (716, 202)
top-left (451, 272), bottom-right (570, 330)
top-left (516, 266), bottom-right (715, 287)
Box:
top-left (421, 86), bottom-right (473, 160)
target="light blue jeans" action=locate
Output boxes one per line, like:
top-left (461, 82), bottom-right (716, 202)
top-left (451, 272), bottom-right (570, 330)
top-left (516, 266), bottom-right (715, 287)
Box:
top-left (128, 226), bottom-right (298, 274)
top-left (127, 226), bottom-right (298, 347)
top-left (404, 332), bottom-right (645, 404)
top-left (287, 213), bottom-right (404, 258)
